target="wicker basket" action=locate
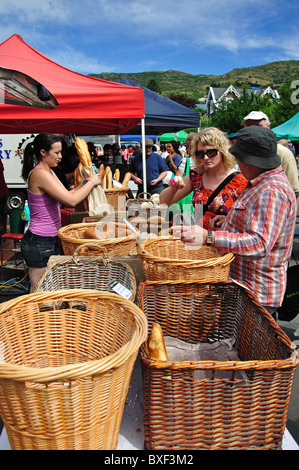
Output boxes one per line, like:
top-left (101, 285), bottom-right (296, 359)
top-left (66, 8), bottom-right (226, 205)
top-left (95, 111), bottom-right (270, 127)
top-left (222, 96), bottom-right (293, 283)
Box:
top-left (0, 289), bottom-right (147, 450)
top-left (58, 221), bottom-right (139, 257)
top-left (137, 280), bottom-right (299, 450)
top-left (104, 186), bottom-right (129, 211)
top-left (36, 244), bottom-right (137, 301)
top-left (137, 236), bottom-right (234, 281)
top-left (126, 192), bottom-right (168, 220)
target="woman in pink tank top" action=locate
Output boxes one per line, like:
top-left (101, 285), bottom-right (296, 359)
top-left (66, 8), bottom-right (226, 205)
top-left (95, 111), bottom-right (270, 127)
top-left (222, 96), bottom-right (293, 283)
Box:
top-left (21, 134), bottom-right (101, 292)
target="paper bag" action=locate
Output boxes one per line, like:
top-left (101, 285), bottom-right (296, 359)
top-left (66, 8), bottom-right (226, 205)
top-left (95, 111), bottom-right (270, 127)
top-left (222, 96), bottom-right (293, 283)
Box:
top-left (85, 166), bottom-right (111, 217)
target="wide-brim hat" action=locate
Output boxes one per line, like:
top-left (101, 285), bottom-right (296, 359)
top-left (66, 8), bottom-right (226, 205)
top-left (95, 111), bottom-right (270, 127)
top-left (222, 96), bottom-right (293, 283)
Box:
top-left (230, 126), bottom-right (281, 169)
top-left (140, 138), bottom-right (154, 146)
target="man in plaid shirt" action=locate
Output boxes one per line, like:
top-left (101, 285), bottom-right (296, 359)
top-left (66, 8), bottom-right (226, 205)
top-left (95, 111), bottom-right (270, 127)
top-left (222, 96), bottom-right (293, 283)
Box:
top-left (173, 127), bottom-right (297, 316)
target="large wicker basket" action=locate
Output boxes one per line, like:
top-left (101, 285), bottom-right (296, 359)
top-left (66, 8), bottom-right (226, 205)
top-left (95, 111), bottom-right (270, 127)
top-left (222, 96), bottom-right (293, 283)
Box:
top-left (36, 244), bottom-right (137, 301)
top-left (0, 289), bottom-right (147, 450)
top-left (137, 236), bottom-right (234, 281)
top-left (137, 280), bottom-right (299, 450)
top-left (58, 221), bottom-right (139, 257)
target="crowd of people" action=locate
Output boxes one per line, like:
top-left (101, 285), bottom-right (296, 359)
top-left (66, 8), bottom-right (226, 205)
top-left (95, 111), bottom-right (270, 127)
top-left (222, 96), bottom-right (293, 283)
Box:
top-left (0, 108), bottom-right (298, 320)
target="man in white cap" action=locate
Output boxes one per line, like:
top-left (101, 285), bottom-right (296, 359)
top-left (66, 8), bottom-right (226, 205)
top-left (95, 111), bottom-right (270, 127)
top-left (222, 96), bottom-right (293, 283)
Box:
top-left (242, 111), bottom-right (299, 206)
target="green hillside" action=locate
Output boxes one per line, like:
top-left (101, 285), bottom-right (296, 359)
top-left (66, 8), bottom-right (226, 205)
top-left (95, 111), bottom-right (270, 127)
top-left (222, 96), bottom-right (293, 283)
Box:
top-left (90, 60), bottom-right (299, 100)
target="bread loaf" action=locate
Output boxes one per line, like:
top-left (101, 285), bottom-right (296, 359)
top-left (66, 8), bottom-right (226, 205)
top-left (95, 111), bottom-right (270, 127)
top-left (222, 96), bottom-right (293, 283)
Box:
top-left (113, 168), bottom-right (120, 181)
top-left (147, 323), bottom-right (168, 361)
top-left (75, 137), bottom-right (92, 168)
top-left (122, 172), bottom-right (131, 187)
top-left (105, 166), bottom-right (113, 189)
top-left (82, 227), bottom-right (97, 239)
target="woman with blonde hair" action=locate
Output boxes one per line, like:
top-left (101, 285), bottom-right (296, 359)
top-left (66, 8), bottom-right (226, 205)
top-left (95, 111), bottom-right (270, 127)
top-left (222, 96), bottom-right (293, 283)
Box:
top-left (160, 127), bottom-right (247, 229)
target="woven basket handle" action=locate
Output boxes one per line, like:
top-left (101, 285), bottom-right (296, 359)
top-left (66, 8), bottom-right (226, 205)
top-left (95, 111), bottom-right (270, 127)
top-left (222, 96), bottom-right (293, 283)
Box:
top-left (137, 192), bottom-right (152, 202)
top-left (73, 243), bottom-right (109, 265)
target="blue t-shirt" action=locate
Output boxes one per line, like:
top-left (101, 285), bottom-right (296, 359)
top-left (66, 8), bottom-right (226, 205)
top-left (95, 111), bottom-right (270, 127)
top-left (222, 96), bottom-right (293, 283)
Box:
top-left (129, 152), bottom-right (168, 189)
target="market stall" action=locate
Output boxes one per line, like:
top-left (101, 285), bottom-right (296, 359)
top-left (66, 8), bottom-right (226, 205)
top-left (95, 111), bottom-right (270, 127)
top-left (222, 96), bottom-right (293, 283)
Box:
top-left (0, 35), bottom-right (144, 134)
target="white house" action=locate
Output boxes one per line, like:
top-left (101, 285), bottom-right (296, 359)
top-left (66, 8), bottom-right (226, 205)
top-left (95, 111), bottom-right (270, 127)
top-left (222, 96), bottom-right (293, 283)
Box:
top-left (206, 85), bottom-right (280, 116)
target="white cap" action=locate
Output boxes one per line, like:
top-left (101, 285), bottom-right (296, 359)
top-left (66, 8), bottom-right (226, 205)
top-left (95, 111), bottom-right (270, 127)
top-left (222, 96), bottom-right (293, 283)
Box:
top-left (242, 111), bottom-right (269, 123)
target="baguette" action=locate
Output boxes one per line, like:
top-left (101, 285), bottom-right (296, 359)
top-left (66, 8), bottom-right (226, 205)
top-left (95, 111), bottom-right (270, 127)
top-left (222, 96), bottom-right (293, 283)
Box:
top-left (74, 163), bottom-right (84, 187)
top-left (105, 166), bottom-right (113, 189)
top-left (147, 323), bottom-right (168, 361)
top-left (98, 164), bottom-right (105, 188)
top-left (122, 172), bottom-right (131, 187)
top-left (113, 168), bottom-right (120, 181)
top-left (75, 137), bottom-right (92, 168)
top-left (81, 138), bottom-right (92, 167)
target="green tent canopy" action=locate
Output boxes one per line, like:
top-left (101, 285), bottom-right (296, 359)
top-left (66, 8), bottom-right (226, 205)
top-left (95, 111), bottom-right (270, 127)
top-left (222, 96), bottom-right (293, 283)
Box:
top-left (272, 112), bottom-right (299, 141)
top-left (158, 130), bottom-right (188, 142)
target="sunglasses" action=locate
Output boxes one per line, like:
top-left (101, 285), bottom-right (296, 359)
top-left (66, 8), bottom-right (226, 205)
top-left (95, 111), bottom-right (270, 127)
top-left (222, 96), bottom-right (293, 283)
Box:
top-left (195, 148), bottom-right (219, 159)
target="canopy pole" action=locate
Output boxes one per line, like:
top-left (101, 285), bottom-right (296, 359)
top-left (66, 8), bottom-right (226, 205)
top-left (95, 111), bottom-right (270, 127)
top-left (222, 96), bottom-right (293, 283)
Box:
top-left (141, 116), bottom-right (147, 194)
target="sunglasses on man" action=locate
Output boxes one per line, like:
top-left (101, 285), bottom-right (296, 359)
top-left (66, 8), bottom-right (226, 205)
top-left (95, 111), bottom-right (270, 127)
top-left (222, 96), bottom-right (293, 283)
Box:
top-left (195, 148), bottom-right (219, 159)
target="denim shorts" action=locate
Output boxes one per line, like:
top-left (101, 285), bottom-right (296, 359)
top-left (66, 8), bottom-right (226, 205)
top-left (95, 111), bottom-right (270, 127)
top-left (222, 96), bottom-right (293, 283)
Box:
top-left (21, 230), bottom-right (61, 268)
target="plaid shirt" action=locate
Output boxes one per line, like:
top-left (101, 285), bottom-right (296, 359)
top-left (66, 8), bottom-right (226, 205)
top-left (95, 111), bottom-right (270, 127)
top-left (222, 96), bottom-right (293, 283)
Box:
top-left (214, 167), bottom-right (297, 308)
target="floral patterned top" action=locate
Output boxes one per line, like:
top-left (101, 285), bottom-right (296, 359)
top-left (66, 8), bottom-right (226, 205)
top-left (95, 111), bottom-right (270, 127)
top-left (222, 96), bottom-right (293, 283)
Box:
top-left (189, 169), bottom-right (248, 230)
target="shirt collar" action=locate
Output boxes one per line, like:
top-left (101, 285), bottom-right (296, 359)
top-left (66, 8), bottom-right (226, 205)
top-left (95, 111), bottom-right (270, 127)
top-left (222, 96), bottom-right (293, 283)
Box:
top-left (248, 166), bottom-right (282, 187)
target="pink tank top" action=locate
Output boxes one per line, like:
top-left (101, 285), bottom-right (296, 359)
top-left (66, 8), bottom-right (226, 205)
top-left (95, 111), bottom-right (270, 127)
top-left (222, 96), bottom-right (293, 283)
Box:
top-left (28, 166), bottom-right (61, 236)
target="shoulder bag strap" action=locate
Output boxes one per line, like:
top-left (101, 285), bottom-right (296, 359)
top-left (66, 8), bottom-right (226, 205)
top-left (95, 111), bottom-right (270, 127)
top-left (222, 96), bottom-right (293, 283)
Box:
top-left (203, 171), bottom-right (239, 214)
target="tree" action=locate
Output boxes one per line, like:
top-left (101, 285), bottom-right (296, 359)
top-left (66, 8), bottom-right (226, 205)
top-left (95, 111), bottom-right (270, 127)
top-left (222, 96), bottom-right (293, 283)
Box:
top-left (211, 90), bottom-right (275, 133)
top-left (146, 79), bottom-right (161, 94)
top-left (271, 82), bottom-right (299, 127)
top-left (168, 94), bottom-right (196, 109)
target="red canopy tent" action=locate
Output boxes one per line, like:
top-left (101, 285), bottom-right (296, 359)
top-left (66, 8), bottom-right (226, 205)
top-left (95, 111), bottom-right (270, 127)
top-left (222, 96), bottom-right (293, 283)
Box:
top-left (0, 34), bottom-right (144, 134)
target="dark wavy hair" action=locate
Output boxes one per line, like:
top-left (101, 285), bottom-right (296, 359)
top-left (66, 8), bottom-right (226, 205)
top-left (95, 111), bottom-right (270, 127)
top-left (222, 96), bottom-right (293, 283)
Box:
top-left (22, 133), bottom-right (63, 181)
top-left (167, 140), bottom-right (181, 155)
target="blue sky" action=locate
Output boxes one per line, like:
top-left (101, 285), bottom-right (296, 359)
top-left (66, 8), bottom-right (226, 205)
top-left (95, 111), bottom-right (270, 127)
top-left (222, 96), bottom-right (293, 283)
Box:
top-left (0, 0), bottom-right (298, 76)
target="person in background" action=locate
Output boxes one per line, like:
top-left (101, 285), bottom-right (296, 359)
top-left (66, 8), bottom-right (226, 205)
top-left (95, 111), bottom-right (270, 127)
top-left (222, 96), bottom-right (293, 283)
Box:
top-left (173, 127), bottom-right (297, 317)
top-left (113, 143), bottom-right (126, 181)
top-left (185, 132), bottom-right (198, 170)
top-left (165, 141), bottom-right (186, 177)
top-left (128, 138), bottom-right (168, 195)
top-left (160, 143), bottom-right (168, 160)
top-left (179, 141), bottom-right (187, 157)
top-left (59, 144), bottom-right (80, 186)
top-left (279, 139), bottom-right (296, 157)
top-left (121, 144), bottom-right (130, 165)
top-left (242, 111), bottom-right (299, 206)
top-left (160, 127), bottom-right (247, 230)
top-left (0, 159), bottom-right (9, 236)
top-left (21, 133), bottom-right (101, 293)
top-left (99, 144), bottom-right (113, 166)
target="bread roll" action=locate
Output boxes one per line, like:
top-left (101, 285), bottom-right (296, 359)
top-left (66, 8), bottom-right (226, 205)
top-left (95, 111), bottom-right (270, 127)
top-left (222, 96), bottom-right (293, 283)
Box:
top-left (82, 227), bottom-right (97, 239)
top-left (147, 323), bottom-right (168, 361)
top-left (122, 172), bottom-right (131, 187)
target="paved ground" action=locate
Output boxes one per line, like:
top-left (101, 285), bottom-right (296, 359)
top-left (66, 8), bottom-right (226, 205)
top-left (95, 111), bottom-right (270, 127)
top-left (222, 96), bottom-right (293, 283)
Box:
top-left (277, 234), bottom-right (299, 444)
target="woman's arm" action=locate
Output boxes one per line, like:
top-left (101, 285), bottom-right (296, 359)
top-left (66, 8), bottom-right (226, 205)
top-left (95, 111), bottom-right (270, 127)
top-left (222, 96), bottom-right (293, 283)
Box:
top-left (160, 174), bottom-right (192, 206)
top-left (30, 168), bottom-right (101, 207)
